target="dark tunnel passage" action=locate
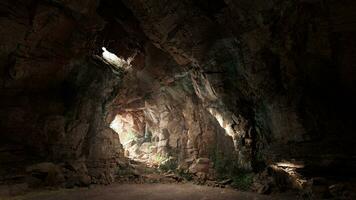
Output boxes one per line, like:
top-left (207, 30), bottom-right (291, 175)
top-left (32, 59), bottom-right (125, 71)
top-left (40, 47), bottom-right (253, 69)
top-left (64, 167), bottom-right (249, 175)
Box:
top-left (0, 0), bottom-right (356, 199)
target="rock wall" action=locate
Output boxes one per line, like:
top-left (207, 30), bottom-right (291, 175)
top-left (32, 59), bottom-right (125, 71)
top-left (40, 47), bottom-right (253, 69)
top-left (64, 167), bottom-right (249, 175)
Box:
top-left (107, 42), bottom-right (238, 179)
top-left (122, 0), bottom-right (356, 188)
top-left (0, 0), bottom-right (131, 185)
top-left (0, 0), bottom-right (355, 194)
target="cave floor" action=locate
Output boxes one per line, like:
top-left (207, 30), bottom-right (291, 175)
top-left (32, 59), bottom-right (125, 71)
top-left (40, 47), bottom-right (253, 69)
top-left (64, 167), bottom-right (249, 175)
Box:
top-left (5, 183), bottom-right (297, 200)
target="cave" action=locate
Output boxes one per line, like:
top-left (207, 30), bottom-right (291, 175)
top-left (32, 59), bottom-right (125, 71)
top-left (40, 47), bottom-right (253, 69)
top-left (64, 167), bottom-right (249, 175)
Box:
top-left (0, 0), bottom-right (356, 199)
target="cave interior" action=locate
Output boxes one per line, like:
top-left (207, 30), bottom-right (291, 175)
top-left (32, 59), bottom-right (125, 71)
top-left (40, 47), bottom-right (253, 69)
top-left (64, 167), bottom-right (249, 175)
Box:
top-left (0, 0), bottom-right (356, 199)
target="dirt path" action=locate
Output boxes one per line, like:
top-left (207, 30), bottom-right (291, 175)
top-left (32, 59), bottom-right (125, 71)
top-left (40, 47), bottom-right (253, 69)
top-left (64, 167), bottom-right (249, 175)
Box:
top-left (12, 183), bottom-right (296, 200)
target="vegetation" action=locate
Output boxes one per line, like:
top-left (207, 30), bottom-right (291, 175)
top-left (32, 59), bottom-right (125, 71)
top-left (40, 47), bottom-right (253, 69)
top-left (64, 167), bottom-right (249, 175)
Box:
top-left (230, 171), bottom-right (254, 191)
top-left (152, 154), bottom-right (168, 164)
top-left (210, 149), bottom-right (254, 191)
top-left (157, 157), bottom-right (193, 181)
top-left (177, 169), bottom-right (193, 181)
top-left (116, 165), bottom-right (135, 177)
top-left (158, 158), bottom-right (178, 172)
top-left (210, 149), bottom-right (234, 176)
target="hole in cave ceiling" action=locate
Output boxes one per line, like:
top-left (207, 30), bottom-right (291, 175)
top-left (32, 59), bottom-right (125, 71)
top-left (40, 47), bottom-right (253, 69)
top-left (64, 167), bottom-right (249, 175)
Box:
top-left (101, 47), bottom-right (135, 70)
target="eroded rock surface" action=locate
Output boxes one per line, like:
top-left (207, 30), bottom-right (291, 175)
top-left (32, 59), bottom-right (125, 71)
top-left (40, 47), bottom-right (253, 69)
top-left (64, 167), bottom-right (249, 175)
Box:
top-left (0, 0), bottom-right (356, 198)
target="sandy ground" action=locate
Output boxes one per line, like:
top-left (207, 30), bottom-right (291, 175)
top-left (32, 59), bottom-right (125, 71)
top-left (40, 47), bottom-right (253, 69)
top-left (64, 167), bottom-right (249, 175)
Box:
top-left (1, 183), bottom-right (297, 200)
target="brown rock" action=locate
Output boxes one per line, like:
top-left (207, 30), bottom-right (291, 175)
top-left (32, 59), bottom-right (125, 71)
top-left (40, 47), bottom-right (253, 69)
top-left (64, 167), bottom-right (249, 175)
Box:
top-left (26, 162), bottom-right (64, 187)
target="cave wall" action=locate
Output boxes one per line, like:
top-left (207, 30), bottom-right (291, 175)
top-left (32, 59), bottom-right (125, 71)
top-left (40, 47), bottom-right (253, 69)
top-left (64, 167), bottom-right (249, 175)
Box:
top-left (0, 0), bottom-right (130, 185)
top-left (107, 42), bottom-right (238, 178)
top-left (121, 0), bottom-right (356, 180)
top-left (0, 0), bottom-right (355, 190)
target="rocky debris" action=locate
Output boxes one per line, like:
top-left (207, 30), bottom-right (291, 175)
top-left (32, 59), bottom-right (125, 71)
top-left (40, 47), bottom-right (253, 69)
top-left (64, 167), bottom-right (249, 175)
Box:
top-left (297, 179), bottom-right (356, 199)
top-left (219, 179), bottom-right (233, 185)
top-left (115, 161), bottom-right (182, 184)
top-left (329, 184), bottom-right (345, 197)
top-left (0, 183), bottom-right (29, 197)
top-left (327, 183), bottom-right (355, 200)
top-left (114, 160), bottom-right (237, 189)
top-left (189, 158), bottom-right (211, 174)
top-left (251, 170), bottom-right (275, 194)
top-left (61, 161), bottom-right (92, 188)
top-left (26, 163), bottom-right (64, 187)
top-left (269, 161), bottom-right (309, 191)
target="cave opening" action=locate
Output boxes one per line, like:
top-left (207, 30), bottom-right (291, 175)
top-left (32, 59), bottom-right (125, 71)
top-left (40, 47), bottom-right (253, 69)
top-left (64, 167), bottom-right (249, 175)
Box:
top-left (109, 112), bottom-right (161, 166)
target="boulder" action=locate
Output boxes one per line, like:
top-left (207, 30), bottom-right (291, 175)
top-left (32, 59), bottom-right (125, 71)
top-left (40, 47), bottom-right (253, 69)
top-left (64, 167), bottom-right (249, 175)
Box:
top-left (62, 161), bottom-right (92, 187)
top-left (26, 162), bottom-right (64, 187)
top-left (196, 158), bottom-right (210, 164)
top-left (189, 158), bottom-right (211, 174)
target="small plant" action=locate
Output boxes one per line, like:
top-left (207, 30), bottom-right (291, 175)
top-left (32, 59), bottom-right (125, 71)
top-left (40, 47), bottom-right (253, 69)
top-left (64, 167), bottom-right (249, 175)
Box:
top-left (177, 169), bottom-right (193, 181)
top-left (210, 148), bottom-right (254, 191)
top-left (116, 166), bottom-right (133, 176)
top-left (230, 171), bottom-right (254, 191)
top-left (159, 158), bottom-right (178, 172)
top-left (153, 154), bottom-right (168, 164)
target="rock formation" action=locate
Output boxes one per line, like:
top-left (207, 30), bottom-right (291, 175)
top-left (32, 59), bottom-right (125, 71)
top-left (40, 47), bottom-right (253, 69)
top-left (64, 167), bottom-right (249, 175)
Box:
top-left (0, 0), bottom-right (355, 198)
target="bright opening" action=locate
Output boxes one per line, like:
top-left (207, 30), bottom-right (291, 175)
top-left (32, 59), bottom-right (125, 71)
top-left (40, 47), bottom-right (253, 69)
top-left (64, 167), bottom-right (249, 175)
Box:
top-left (101, 47), bottom-right (135, 70)
top-left (110, 112), bottom-right (172, 168)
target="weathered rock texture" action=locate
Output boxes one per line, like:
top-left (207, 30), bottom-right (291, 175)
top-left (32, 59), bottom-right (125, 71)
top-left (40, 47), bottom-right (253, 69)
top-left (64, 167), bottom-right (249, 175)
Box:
top-left (108, 44), bottom-right (237, 178)
top-left (120, 0), bottom-right (356, 186)
top-left (0, 0), bottom-right (131, 185)
top-left (1, 0), bottom-right (356, 196)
